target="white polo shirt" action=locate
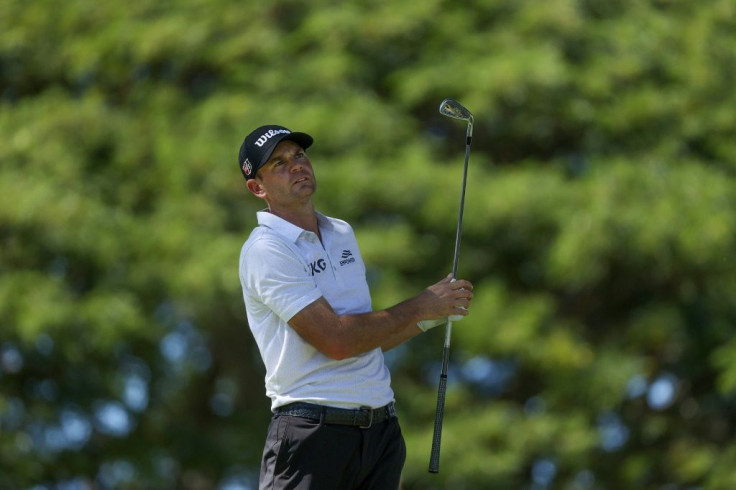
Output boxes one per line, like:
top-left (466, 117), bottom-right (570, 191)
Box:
top-left (239, 211), bottom-right (394, 411)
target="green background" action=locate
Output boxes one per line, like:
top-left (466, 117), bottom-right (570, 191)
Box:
top-left (2, 0), bottom-right (736, 488)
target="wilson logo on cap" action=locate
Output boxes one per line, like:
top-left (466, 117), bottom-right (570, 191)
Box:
top-left (255, 129), bottom-right (291, 148)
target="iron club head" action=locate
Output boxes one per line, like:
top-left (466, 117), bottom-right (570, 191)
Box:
top-left (439, 98), bottom-right (474, 139)
top-left (439, 99), bottom-right (474, 122)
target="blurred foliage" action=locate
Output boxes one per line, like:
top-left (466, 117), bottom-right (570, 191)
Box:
top-left (2, 0), bottom-right (736, 488)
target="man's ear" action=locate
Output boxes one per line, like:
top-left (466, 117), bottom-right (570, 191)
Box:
top-left (246, 178), bottom-right (266, 198)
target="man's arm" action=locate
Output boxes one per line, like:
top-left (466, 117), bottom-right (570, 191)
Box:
top-left (288, 274), bottom-right (473, 360)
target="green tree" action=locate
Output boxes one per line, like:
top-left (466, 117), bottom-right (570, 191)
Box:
top-left (1, 0), bottom-right (735, 489)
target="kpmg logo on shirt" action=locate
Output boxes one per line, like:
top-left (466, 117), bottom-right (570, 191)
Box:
top-left (340, 250), bottom-right (355, 266)
top-left (309, 259), bottom-right (327, 276)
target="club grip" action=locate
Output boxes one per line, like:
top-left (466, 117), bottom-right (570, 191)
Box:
top-left (428, 373), bottom-right (448, 473)
top-left (448, 279), bottom-right (467, 322)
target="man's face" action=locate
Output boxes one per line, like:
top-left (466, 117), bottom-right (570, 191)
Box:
top-left (248, 140), bottom-right (316, 206)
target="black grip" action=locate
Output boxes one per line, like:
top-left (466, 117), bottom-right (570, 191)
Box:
top-left (428, 374), bottom-right (448, 473)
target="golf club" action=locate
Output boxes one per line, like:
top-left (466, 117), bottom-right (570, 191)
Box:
top-left (429, 98), bottom-right (474, 474)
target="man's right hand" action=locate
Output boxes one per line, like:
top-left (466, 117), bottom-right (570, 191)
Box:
top-left (416, 274), bottom-right (473, 327)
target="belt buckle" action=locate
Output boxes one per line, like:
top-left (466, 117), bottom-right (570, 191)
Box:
top-left (358, 406), bottom-right (373, 429)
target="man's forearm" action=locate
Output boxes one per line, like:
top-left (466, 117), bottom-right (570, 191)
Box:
top-left (342, 299), bottom-right (427, 356)
top-left (288, 276), bottom-right (472, 360)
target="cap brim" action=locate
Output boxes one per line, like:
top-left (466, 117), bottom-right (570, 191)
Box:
top-left (257, 132), bottom-right (314, 169)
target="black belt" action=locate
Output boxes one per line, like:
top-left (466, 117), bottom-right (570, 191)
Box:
top-left (275, 402), bottom-right (396, 429)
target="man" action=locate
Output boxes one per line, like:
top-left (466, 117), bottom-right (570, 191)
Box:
top-left (237, 124), bottom-right (473, 490)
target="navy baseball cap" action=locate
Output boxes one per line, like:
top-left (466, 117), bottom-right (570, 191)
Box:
top-left (238, 125), bottom-right (314, 180)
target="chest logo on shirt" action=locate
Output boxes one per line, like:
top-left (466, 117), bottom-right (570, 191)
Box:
top-left (309, 259), bottom-right (327, 275)
top-left (340, 250), bottom-right (356, 266)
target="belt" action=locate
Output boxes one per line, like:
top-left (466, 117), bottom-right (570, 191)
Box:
top-left (275, 402), bottom-right (396, 429)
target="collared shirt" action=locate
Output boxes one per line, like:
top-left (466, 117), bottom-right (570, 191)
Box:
top-left (239, 211), bottom-right (394, 410)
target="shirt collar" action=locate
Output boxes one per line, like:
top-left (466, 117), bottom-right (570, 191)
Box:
top-left (256, 210), bottom-right (332, 243)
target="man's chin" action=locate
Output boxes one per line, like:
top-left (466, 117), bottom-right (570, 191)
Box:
top-left (293, 180), bottom-right (316, 194)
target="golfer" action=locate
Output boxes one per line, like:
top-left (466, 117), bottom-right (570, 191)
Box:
top-left (237, 124), bottom-right (474, 490)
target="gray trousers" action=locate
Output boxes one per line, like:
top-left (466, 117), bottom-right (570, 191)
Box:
top-left (259, 413), bottom-right (406, 490)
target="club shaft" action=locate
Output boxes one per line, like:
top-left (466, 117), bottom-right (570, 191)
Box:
top-left (428, 324), bottom-right (452, 473)
top-left (451, 137), bottom-right (472, 279)
top-left (429, 131), bottom-right (473, 474)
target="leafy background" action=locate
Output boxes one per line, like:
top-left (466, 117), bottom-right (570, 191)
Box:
top-left (2, 0), bottom-right (736, 488)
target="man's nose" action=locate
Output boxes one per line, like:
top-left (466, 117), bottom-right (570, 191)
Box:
top-left (289, 159), bottom-right (302, 172)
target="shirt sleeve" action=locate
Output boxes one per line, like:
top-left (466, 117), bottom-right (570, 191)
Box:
top-left (240, 235), bottom-right (322, 323)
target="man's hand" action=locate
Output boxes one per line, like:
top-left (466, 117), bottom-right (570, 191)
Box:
top-left (415, 274), bottom-right (473, 328)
